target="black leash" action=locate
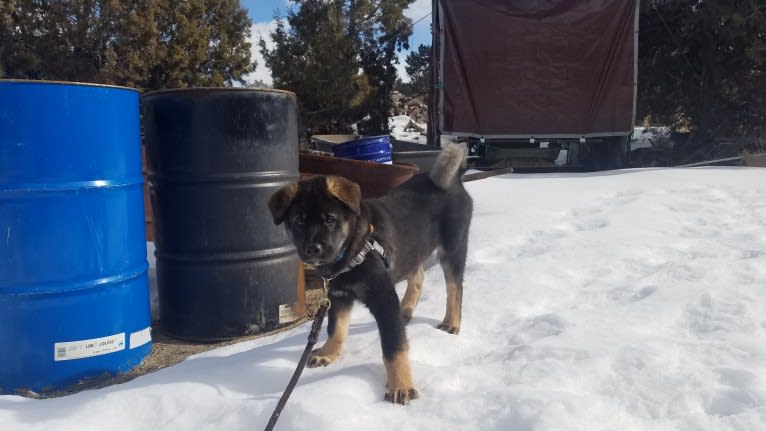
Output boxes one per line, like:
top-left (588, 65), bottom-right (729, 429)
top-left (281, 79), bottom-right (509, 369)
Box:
top-left (264, 281), bottom-right (331, 431)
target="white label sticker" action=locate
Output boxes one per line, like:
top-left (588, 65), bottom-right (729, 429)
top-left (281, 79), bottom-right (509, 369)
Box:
top-left (279, 304), bottom-right (300, 324)
top-left (129, 327), bottom-right (152, 349)
top-left (54, 333), bottom-right (125, 361)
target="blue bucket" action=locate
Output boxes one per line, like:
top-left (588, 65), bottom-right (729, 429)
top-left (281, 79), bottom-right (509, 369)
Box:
top-left (332, 135), bottom-right (392, 164)
top-left (0, 80), bottom-right (151, 394)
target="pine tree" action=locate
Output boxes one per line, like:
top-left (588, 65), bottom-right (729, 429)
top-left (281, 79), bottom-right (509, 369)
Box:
top-left (0, 0), bottom-right (255, 90)
top-left (355, 0), bottom-right (414, 135)
top-left (262, 1), bottom-right (363, 135)
top-left (260, 0), bottom-right (414, 137)
top-left (396, 43), bottom-right (430, 98)
top-left (638, 0), bottom-right (766, 144)
top-left (0, 0), bottom-right (47, 79)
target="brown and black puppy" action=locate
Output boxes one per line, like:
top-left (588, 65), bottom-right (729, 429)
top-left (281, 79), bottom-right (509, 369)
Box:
top-left (268, 144), bottom-right (472, 405)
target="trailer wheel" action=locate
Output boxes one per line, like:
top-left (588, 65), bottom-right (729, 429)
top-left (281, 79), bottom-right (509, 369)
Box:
top-left (567, 140), bottom-right (601, 170)
top-left (603, 136), bottom-right (630, 170)
top-left (572, 137), bottom-right (629, 171)
top-left (566, 141), bottom-right (586, 166)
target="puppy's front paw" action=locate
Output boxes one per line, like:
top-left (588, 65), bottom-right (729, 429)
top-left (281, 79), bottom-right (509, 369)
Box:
top-left (437, 322), bottom-right (460, 334)
top-left (307, 349), bottom-right (338, 368)
top-left (384, 387), bottom-right (419, 405)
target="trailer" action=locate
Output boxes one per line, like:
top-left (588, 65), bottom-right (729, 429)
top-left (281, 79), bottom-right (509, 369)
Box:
top-left (429, 0), bottom-right (639, 170)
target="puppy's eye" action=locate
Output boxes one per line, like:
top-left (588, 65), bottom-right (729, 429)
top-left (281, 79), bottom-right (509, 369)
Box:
top-left (294, 215), bottom-right (306, 228)
top-left (325, 214), bottom-right (336, 224)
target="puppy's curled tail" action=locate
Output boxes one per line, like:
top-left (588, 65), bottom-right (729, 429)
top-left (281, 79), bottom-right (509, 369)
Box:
top-left (429, 143), bottom-right (467, 190)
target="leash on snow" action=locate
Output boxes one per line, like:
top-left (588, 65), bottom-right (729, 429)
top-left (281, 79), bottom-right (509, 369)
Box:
top-left (264, 279), bottom-right (332, 431)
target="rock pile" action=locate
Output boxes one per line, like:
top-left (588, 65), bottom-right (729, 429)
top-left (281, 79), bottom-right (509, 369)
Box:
top-left (390, 91), bottom-right (429, 125)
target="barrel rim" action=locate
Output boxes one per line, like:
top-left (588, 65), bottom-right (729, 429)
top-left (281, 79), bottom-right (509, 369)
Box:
top-left (142, 86), bottom-right (297, 99)
top-left (333, 135), bottom-right (391, 150)
top-left (0, 78), bottom-right (139, 92)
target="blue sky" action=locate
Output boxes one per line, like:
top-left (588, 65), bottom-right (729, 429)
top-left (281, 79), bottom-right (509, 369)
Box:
top-left (243, 0), bottom-right (432, 84)
top-left (242, 0), bottom-right (290, 22)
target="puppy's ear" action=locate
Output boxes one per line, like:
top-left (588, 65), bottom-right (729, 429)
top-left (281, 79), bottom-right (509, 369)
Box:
top-left (325, 176), bottom-right (361, 214)
top-left (268, 182), bottom-right (299, 225)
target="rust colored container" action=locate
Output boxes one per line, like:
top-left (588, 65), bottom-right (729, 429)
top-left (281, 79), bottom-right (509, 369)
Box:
top-left (299, 152), bottom-right (419, 198)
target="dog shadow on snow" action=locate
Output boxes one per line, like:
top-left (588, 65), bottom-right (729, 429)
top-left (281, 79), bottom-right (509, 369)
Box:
top-left (151, 320), bottom-right (388, 396)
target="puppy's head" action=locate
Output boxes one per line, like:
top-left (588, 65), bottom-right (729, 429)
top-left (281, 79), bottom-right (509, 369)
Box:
top-left (268, 175), bottom-right (361, 266)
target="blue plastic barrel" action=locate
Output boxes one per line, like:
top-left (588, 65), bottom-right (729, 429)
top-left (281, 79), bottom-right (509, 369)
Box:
top-left (0, 80), bottom-right (151, 395)
top-left (331, 135), bottom-right (392, 163)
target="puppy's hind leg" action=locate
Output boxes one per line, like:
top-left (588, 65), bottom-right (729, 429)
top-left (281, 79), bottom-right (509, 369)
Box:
top-left (437, 244), bottom-right (467, 335)
top-left (400, 264), bottom-right (424, 324)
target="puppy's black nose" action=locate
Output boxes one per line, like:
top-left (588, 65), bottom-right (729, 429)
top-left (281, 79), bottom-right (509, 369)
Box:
top-left (305, 243), bottom-right (323, 257)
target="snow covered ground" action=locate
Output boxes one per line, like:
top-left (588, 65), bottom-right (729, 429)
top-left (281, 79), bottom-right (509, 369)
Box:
top-left (632, 126), bottom-right (674, 150)
top-left (3, 168), bottom-right (766, 431)
top-left (389, 115), bottom-right (428, 144)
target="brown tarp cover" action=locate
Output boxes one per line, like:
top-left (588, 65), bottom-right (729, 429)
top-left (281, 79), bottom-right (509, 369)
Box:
top-left (438, 0), bottom-right (637, 138)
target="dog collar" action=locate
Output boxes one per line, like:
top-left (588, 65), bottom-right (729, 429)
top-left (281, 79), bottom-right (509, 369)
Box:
top-left (321, 225), bottom-right (389, 280)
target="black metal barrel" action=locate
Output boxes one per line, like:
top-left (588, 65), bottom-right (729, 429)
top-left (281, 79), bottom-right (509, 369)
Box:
top-left (143, 88), bottom-right (301, 341)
